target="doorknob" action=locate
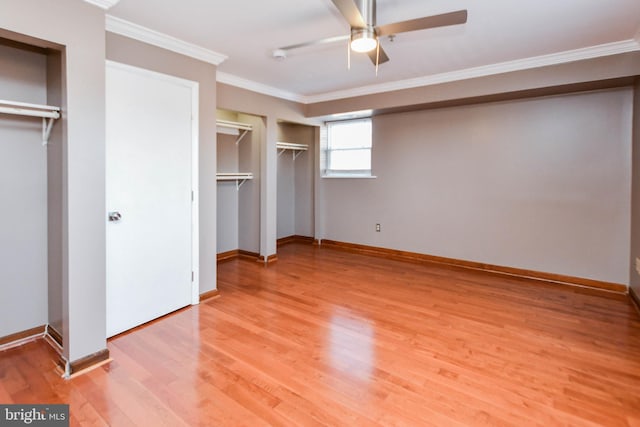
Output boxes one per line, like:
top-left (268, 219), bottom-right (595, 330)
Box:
top-left (108, 211), bottom-right (122, 222)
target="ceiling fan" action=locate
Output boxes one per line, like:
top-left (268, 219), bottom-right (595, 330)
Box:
top-left (273, 0), bottom-right (468, 68)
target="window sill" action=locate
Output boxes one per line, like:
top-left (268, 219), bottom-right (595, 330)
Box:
top-left (321, 175), bottom-right (377, 179)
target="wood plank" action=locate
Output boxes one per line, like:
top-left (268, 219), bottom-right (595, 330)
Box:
top-left (0, 243), bottom-right (639, 425)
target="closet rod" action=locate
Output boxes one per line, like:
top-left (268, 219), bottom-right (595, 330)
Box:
top-left (0, 99), bottom-right (60, 119)
top-left (0, 100), bottom-right (61, 146)
top-left (216, 119), bottom-right (252, 131)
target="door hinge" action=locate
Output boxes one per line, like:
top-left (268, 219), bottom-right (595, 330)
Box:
top-left (191, 190), bottom-right (194, 202)
top-left (191, 271), bottom-right (194, 282)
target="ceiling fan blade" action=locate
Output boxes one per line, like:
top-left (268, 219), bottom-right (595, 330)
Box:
top-left (366, 44), bottom-right (389, 65)
top-left (330, 0), bottom-right (366, 28)
top-left (279, 34), bottom-right (350, 52)
top-left (376, 10), bottom-right (467, 36)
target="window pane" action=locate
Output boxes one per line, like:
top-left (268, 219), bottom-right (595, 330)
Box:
top-left (328, 120), bottom-right (372, 150)
top-left (324, 118), bottom-right (373, 177)
top-left (328, 149), bottom-right (371, 171)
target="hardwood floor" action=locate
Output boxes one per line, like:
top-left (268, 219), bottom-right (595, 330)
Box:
top-left (2, 243), bottom-right (640, 426)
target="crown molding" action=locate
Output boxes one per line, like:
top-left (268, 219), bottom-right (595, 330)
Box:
top-left (216, 38), bottom-right (640, 104)
top-left (216, 71), bottom-right (305, 103)
top-left (83, 0), bottom-right (120, 9)
top-left (305, 38), bottom-right (640, 103)
top-left (105, 15), bottom-right (227, 66)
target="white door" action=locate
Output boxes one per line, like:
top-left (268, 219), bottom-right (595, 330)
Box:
top-left (106, 61), bottom-right (199, 338)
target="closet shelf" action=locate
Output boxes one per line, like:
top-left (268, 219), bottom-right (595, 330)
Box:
top-left (277, 141), bottom-right (308, 160)
top-left (216, 172), bottom-right (253, 190)
top-left (0, 99), bottom-right (60, 146)
top-left (216, 119), bottom-right (252, 145)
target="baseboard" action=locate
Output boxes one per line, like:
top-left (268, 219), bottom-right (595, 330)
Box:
top-left (46, 325), bottom-right (63, 347)
top-left (217, 249), bottom-right (260, 263)
top-left (57, 348), bottom-right (111, 378)
top-left (320, 240), bottom-right (627, 294)
top-left (257, 254), bottom-right (278, 264)
top-left (277, 235), bottom-right (315, 247)
top-left (630, 287), bottom-right (640, 313)
top-left (0, 325), bottom-right (45, 349)
top-left (220, 238), bottom-right (314, 263)
top-left (217, 249), bottom-right (240, 262)
top-left (200, 289), bottom-right (220, 302)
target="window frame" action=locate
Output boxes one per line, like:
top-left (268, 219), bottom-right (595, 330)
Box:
top-left (322, 118), bottom-right (375, 178)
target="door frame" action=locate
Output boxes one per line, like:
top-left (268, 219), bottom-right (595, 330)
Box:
top-left (106, 60), bottom-right (200, 306)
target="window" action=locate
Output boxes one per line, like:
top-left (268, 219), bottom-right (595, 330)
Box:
top-left (323, 118), bottom-right (373, 177)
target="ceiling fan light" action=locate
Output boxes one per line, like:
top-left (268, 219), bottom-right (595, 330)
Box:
top-left (350, 28), bottom-right (377, 53)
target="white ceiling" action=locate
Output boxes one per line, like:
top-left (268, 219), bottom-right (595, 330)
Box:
top-left (106, 0), bottom-right (640, 102)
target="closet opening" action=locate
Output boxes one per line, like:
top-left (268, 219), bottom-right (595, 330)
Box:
top-left (0, 35), bottom-right (65, 356)
top-left (216, 109), bottom-right (263, 262)
top-left (276, 120), bottom-right (316, 247)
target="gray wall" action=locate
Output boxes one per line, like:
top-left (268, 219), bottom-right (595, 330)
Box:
top-left (277, 143), bottom-right (295, 239)
top-left (106, 32), bottom-right (218, 294)
top-left (0, 42), bottom-right (48, 337)
top-left (47, 49), bottom-right (64, 336)
top-left (216, 109), bottom-right (240, 253)
top-left (277, 122), bottom-right (315, 239)
top-left (216, 131), bottom-right (240, 253)
top-left (237, 113), bottom-right (262, 254)
top-left (319, 88), bottom-right (632, 285)
top-left (631, 81), bottom-right (640, 294)
top-left (1, 0), bottom-right (108, 362)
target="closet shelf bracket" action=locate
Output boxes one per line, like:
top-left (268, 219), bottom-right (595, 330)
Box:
top-left (276, 141), bottom-right (308, 161)
top-left (216, 172), bottom-right (254, 190)
top-left (216, 119), bottom-right (253, 145)
top-left (235, 129), bottom-right (250, 146)
top-left (42, 117), bottom-right (56, 146)
top-left (0, 99), bottom-right (61, 146)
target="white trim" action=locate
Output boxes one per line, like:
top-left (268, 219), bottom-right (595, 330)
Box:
top-left (216, 71), bottom-right (304, 103)
top-left (106, 15), bottom-right (227, 66)
top-left (215, 38), bottom-right (640, 104)
top-left (321, 175), bottom-right (377, 179)
top-left (190, 81), bottom-right (200, 306)
top-left (306, 38), bottom-right (640, 103)
top-left (106, 60), bottom-right (196, 88)
top-left (83, 0), bottom-right (120, 9)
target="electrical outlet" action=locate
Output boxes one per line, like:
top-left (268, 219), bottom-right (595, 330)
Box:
top-left (636, 257), bottom-right (640, 276)
top-left (376, 223), bottom-right (381, 232)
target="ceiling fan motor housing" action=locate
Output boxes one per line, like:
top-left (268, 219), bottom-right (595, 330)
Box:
top-left (355, 0), bottom-right (376, 26)
top-left (351, 27), bottom-right (378, 52)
